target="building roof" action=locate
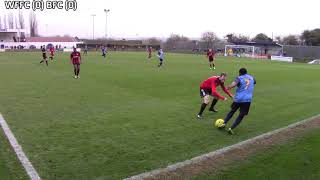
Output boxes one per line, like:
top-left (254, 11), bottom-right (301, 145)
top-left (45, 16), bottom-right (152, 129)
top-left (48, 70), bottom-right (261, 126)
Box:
top-left (26, 37), bottom-right (78, 42)
top-left (81, 39), bottom-right (160, 46)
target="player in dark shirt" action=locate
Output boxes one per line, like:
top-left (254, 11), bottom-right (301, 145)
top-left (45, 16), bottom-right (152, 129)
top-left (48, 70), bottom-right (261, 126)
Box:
top-left (39, 46), bottom-right (48, 66)
top-left (101, 46), bottom-right (107, 58)
top-left (70, 47), bottom-right (81, 79)
top-left (83, 45), bottom-right (88, 55)
top-left (207, 49), bottom-right (216, 70)
top-left (147, 46), bottom-right (152, 59)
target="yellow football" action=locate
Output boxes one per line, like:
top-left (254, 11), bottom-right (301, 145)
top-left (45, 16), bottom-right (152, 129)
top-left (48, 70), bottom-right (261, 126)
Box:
top-left (215, 119), bottom-right (225, 128)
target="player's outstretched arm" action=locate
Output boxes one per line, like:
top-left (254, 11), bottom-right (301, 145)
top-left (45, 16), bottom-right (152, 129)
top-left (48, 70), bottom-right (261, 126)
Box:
top-left (211, 86), bottom-right (226, 100)
top-left (228, 81), bottom-right (238, 90)
top-left (221, 84), bottom-right (233, 98)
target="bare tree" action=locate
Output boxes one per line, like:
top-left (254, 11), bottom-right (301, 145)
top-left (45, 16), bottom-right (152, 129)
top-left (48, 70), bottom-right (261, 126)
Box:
top-left (282, 35), bottom-right (299, 45)
top-left (18, 11), bottom-right (26, 41)
top-left (275, 36), bottom-right (282, 44)
top-left (15, 17), bottom-right (19, 29)
top-left (201, 31), bottom-right (218, 49)
top-left (19, 11), bottom-right (25, 29)
top-left (29, 12), bottom-right (38, 37)
top-left (147, 37), bottom-right (161, 45)
top-left (165, 34), bottom-right (190, 50)
top-left (3, 15), bottom-right (7, 29)
top-left (8, 13), bottom-right (14, 29)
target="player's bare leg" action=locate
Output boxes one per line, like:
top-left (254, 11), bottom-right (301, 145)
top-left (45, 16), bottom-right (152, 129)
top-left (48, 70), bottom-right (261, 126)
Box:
top-left (40, 58), bottom-right (46, 64)
top-left (73, 64), bottom-right (78, 78)
top-left (76, 64), bottom-right (80, 78)
top-left (45, 59), bottom-right (48, 66)
top-left (212, 61), bottom-right (216, 69)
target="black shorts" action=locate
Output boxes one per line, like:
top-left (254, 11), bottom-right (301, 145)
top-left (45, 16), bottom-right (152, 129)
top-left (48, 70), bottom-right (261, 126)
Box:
top-left (209, 57), bottom-right (214, 62)
top-left (42, 53), bottom-right (47, 59)
top-left (159, 58), bottom-right (163, 62)
top-left (231, 102), bottom-right (251, 115)
top-left (200, 88), bottom-right (211, 97)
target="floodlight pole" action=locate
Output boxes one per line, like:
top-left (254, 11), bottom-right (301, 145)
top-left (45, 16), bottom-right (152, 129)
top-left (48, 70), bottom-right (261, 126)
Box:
top-left (104, 9), bottom-right (110, 39)
top-left (18, 8), bottom-right (20, 43)
top-left (91, 14), bottom-right (96, 40)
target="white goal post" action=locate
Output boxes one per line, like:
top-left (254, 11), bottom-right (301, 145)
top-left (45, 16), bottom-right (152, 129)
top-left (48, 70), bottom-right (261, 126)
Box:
top-left (224, 45), bottom-right (255, 58)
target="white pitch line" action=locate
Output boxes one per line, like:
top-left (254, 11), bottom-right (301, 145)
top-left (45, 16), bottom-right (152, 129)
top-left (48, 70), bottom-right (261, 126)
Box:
top-left (0, 114), bottom-right (41, 180)
top-left (125, 114), bottom-right (320, 180)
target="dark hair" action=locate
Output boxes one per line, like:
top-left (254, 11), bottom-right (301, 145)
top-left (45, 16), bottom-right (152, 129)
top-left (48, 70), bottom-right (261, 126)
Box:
top-left (239, 68), bottom-right (247, 75)
top-left (220, 72), bottom-right (227, 77)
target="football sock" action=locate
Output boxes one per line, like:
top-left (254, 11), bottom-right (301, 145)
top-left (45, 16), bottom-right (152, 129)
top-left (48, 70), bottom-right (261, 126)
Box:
top-left (74, 68), bottom-right (77, 75)
top-left (198, 103), bottom-right (207, 116)
top-left (45, 61), bottom-right (48, 66)
top-left (77, 68), bottom-right (80, 76)
top-left (209, 99), bottom-right (218, 110)
top-left (231, 114), bottom-right (245, 129)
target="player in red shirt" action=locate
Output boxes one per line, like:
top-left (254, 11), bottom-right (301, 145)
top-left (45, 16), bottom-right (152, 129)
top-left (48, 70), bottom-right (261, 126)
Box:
top-left (207, 48), bottom-right (216, 69)
top-left (70, 47), bottom-right (81, 79)
top-left (49, 46), bottom-right (55, 61)
top-left (147, 46), bottom-right (152, 59)
top-left (197, 73), bottom-right (233, 118)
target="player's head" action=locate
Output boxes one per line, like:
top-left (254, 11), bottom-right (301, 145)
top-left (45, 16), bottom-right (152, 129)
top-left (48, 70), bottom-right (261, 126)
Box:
top-left (239, 68), bottom-right (247, 75)
top-left (219, 73), bottom-right (227, 82)
top-left (73, 47), bottom-right (76, 52)
top-left (209, 48), bottom-right (212, 52)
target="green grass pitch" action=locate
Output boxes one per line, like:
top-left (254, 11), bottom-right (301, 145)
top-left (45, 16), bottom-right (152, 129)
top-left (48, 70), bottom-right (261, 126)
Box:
top-left (194, 129), bottom-right (320, 180)
top-left (0, 51), bottom-right (319, 179)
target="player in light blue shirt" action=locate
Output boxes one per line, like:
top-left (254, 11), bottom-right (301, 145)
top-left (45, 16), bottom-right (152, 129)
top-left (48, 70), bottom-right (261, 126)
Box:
top-left (101, 46), bottom-right (107, 58)
top-left (157, 48), bottom-right (164, 67)
top-left (223, 68), bottom-right (256, 134)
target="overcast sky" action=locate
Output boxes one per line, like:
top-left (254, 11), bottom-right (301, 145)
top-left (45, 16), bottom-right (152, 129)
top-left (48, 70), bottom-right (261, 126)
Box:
top-left (1, 0), bottom-right (320, 39)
